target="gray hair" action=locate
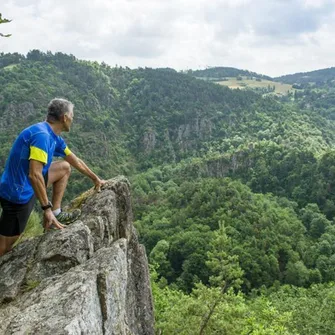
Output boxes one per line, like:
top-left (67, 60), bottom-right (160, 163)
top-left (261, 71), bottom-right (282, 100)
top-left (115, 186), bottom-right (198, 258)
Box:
top-left (47, 98), bottom-right (74, 122)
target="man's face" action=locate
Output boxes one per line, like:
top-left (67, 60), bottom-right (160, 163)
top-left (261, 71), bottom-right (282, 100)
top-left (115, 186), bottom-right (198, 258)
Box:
top-left (63, 108), bottom-right (74, 132)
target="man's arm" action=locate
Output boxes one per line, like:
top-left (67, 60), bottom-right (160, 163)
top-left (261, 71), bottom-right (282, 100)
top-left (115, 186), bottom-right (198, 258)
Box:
top-left (28, 160), bottom-right (63, 230)
top-left (64, 153), bottom-right (106, 191)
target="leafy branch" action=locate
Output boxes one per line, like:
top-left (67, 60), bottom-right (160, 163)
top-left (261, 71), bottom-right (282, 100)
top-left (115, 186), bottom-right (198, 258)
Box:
top-left (0, 13), bottom-right (12, 37)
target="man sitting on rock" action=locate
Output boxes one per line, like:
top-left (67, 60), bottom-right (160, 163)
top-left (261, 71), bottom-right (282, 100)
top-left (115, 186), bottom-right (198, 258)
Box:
top-left (0, 98), bottom-right (106, 256)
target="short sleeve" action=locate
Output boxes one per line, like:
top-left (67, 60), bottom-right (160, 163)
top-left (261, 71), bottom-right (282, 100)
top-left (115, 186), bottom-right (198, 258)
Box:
top-left (29, 132), bottom-right (49, 164)
top-left (54, 136), bottom-right (72, 158)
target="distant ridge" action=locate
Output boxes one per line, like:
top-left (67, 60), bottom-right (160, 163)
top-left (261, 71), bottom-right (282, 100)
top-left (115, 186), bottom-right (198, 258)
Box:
top-left (275, 67), bottom-right (335, 84)
top-left (187, 67), bottom-right (273, 81)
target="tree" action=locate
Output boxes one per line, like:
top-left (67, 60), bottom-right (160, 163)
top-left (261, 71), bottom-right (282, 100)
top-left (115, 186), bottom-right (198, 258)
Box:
top-left (149, 239), bottom-right (174, 282)
top-left (196, 221), bottom-right (244, 334)
top-left (0, 13), bottom-right (11, 37)
top-left (206, 221), bottom-right (244, 291)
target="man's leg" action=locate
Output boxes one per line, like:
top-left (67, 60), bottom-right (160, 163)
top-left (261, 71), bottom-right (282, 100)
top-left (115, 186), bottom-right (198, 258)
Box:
top-left (47, 160), bottom-right (71, 210)
top-left (0, 235), bottom-right (20, 256)
top-left (0, 195), bottom-right (35, 257)
top-left (47, 160), bottom-right (80, 225)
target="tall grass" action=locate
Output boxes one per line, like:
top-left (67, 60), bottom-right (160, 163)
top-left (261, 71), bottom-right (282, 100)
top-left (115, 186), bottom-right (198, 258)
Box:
top-left (14, 210), bottom-right (44, 246)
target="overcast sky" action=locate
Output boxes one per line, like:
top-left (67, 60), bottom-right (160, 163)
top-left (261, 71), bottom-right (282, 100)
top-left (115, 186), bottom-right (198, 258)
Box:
top-left (1, 0), bottom-right (335, 77)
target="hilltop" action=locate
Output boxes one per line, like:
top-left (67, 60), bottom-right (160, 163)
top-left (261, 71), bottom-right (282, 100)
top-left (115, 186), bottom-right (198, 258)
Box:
top-left (188, 66), bottom-right (294, 96)
top-left (275, 67), bottom-right (335, 85)
top-left (187, 66), bottom-right (272, 80)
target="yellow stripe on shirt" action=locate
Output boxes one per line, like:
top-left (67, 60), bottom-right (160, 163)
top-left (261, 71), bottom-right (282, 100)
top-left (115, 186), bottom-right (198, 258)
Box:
top-left (64, 146), bottom-right (71, 156)
top-left (29, 146), bottom-right (48, 164)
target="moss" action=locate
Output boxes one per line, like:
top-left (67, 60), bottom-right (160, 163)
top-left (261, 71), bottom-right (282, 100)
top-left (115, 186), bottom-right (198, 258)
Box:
top-left (68, 188), bottom-right (95, 210)
top-left (22, 280), bottom-right (41, 292)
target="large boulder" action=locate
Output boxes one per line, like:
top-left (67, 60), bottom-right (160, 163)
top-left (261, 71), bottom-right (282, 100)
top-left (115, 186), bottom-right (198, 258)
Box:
top-left (0, 176), bottom-right (154, 335)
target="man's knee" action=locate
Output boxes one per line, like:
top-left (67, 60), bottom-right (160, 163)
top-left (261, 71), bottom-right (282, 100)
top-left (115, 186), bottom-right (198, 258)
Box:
top-left (58, 160), bottom-right (71, 178)
top-left (48, 161), bottom-right (71, 186)
top-left (63, 161), bottom-right (71, 176)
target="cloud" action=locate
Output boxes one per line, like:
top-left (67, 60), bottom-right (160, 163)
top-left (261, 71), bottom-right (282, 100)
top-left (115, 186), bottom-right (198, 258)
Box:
top-left (204, 0), bottom-right (335, 44)
top-left (251, 0), bottom-right (334, 39)
top-left (1, 0), bottom-right (335, 76)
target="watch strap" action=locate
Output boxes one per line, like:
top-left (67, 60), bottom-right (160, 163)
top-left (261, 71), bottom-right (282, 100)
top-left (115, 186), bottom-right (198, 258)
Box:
top-left (41, 201), bottom-right (53, 211)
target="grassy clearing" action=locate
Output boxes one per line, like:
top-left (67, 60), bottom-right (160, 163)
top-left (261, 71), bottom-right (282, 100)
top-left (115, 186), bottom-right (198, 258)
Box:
top-left (3, 64), bottom-right (17, 70)
top-left (216, 77), bottom-right (294, 95)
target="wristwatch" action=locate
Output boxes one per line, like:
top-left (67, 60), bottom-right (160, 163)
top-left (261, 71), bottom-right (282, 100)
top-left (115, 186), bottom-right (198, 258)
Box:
top-left (41, 201), bottom-right (53, 211)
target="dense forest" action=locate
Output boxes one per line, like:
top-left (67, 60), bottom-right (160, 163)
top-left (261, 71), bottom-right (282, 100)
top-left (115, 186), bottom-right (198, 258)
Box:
top-left (1, 51), bottom-right (335, 334)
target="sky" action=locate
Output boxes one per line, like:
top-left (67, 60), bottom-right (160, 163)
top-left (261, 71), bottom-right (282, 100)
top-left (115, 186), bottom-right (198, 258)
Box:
top-left (1, 0), bottom-right (335, 77)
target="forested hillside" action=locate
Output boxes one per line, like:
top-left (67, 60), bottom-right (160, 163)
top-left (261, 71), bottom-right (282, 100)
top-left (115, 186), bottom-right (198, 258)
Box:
top-left (188, 67), bottom-right (272, 81)
top-left (275, 67), bottom-right (335, 85)
top-left (1, 51), bottom-right (335, 334)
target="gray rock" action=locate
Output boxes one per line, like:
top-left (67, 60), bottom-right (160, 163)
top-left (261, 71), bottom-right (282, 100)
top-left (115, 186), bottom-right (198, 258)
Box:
top-left (26, 222), bottom-right (94, 283)
top-left (0, 102), bottom-right (35, 128)
top-left (0, 177), bottom-right (154, 335)
top-left (78, 176), bottom-right (134, 250)
top-left (126, 235), bottom-right (154, 335)
top-left (142, 129), bottom-right (156, 153)
top-left (0, 238), bottom-right (40, 304)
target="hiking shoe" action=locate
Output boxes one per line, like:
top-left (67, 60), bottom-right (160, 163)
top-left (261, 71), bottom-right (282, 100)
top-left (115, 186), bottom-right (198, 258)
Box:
top-left (55, 209), bottom-right (81, 225)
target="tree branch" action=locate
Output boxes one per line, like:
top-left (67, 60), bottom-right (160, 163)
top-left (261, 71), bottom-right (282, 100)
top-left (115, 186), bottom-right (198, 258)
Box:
top-left (0, 13), bottom-right (12, 37)
top-left (199, 300), bottom-right (219, 335)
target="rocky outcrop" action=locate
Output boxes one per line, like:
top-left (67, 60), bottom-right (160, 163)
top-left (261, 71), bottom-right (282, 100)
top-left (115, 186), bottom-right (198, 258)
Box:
top-left (175, 117), bottom-right (213, 153)
top-left (0, 176), bottom-right (154, 335)
top-left (142, 129), bottom-right (156, 154)
top-left (0, 102), bottom-right (35, 128)
top-left (141, 117), bottom-right (213, 161)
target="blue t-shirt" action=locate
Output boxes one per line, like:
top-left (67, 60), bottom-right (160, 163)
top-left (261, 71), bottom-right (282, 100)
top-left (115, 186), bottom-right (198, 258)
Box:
top-left (0, 122), bottom-right (71, 204)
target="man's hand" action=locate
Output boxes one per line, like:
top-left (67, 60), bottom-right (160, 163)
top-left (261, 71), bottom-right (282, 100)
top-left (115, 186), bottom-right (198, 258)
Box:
top-left (94, 178), bottom-right (107, 192)
top-left (43, 209), bottom-right (64, 230)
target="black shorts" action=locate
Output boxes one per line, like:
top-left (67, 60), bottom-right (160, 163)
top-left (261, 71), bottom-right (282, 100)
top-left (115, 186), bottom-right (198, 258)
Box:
top-left (0, 173), bottom-right (48, 237)
top-left (0, 195), bottom-right (36, 236)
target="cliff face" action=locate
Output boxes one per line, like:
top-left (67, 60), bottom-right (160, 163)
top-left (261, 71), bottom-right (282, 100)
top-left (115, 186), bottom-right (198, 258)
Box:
top-left (141, 117), bottom-right (213, 161)
top-left (0, 176), bottom-right (154, 335)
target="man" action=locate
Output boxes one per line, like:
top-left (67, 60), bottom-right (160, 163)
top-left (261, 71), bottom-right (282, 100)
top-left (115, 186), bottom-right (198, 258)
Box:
top-left (0, 98), bottom-right (105, 256)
